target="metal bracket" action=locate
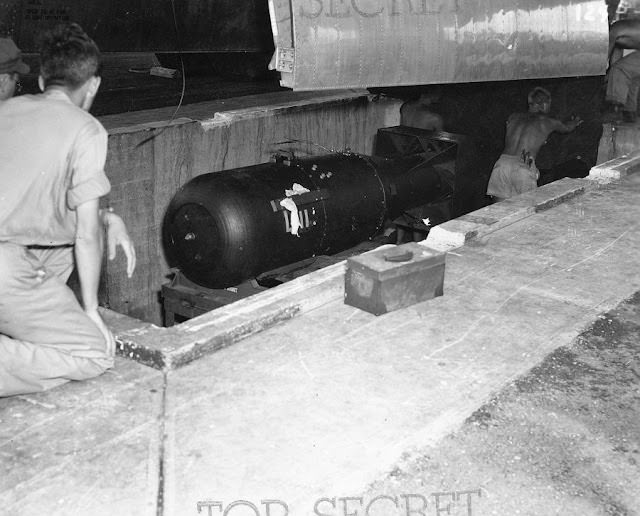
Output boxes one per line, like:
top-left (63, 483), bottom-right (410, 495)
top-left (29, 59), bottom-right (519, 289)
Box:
top-left (275, 47), bottom-right (295, 73)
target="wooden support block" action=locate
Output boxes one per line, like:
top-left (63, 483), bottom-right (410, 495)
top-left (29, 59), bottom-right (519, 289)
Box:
top-left (589, 150), bottom-right (640, 182)
top-left (424, 219), bottom-right (479, 251)
top-left (425, 201), bottom-right (534, 251)
top-left (344, 242), bottom-right (446, 315)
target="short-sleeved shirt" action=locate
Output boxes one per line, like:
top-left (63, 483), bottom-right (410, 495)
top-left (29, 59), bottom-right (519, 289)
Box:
top-left (0, 89), bottom-right (110, 246)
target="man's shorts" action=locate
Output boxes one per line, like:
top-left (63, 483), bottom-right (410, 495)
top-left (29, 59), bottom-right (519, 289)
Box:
top-left (486, 154), bottom-right (539, 199)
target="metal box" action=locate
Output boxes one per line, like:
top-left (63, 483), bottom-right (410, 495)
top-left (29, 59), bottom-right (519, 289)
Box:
top-left (344, 243), bottom-right (445, 316)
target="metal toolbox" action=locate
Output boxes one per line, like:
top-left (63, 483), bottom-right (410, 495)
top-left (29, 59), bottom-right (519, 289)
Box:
top-left (344, 242), bottom-right (446, 315)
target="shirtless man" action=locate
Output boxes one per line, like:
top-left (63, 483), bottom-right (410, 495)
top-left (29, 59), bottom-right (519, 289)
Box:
top-left (605, 17), bottom-right (640, 122)
top-left (400, 91), bottom-right (444, 132)
top-left (486, 87), bottom-right (582, 202)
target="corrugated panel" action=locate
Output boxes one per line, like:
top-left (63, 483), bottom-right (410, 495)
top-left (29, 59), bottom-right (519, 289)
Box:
top-left (270, 0), bottom-right (609, 90)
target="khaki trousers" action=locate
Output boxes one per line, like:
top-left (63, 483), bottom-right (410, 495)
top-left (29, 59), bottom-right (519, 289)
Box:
top-left (0, 242), bottom-right (112, 397)
top-left (606, 50), bottom-right (640, 113)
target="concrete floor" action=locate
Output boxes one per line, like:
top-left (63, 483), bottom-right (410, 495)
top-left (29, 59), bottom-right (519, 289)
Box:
top-left (2, 172), bottom-right (640, 515)
top-left (363, 292), bottom-right (640, 515)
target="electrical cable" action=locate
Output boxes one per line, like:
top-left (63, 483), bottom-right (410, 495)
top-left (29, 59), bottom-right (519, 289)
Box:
top-left (273, 137), bottom-right (343, 155)
top-left (135, 0), bottom-right (186, 149)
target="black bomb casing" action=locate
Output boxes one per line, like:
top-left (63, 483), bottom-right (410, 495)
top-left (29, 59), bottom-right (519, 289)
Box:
top-left (162, 151), bottom-right (452, 289)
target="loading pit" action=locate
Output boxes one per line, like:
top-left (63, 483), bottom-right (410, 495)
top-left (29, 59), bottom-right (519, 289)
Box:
top-left (159, 127), bottom-right (481, 325)
top-left (99, 78), bottom-right (609, 371)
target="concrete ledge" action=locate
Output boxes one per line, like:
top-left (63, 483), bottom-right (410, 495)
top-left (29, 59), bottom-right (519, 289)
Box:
top-left (425, 178), bottom-right (590, 251)
top-left (589, 149), bottom-right (640, 182)
top-left (522, 177), bottom-right (591, 211)
top-left (106, 258), bottom-right (357, 370)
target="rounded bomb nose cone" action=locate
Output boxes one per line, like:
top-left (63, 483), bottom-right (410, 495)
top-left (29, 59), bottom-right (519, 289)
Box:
top-left (168, 203), bottom-right (218, 274)
top-left (162, 172), bottom-right (256, 289)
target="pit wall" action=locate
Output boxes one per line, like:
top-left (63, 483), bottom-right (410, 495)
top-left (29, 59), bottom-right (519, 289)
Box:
top-left (98, 90), bottom-right (403, 325)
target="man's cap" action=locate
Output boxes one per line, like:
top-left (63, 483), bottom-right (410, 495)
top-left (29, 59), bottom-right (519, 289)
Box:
top-left (0, 38), bottom-right (30, 75)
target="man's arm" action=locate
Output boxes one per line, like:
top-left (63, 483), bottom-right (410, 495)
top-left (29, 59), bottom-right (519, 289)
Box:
top-left (550, 115), bottom-right (583, 134)
top-left (75, 198), bottom-right (115, 355)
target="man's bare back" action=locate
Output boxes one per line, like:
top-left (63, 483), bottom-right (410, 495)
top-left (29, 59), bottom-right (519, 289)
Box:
top-left (503, 112), bottom-right (582, 164)
top-left (487, 87), bottom-right (582, 201)
top-left (400, 101), bottom-right (444, 131)
top-left (400, 92), bottom-right (444, 132)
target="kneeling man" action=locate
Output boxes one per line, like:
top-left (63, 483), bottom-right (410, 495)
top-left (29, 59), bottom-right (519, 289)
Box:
top-left (0, 23), bottom-right (135, 396)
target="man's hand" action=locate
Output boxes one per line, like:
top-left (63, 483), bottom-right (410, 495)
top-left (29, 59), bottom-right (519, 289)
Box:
top-left (103, 211), bottom-right (136, 278)
top-left (85, 308), bottom-right (116, 357)
top-left (569, 115), bottom-right (583, 129)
